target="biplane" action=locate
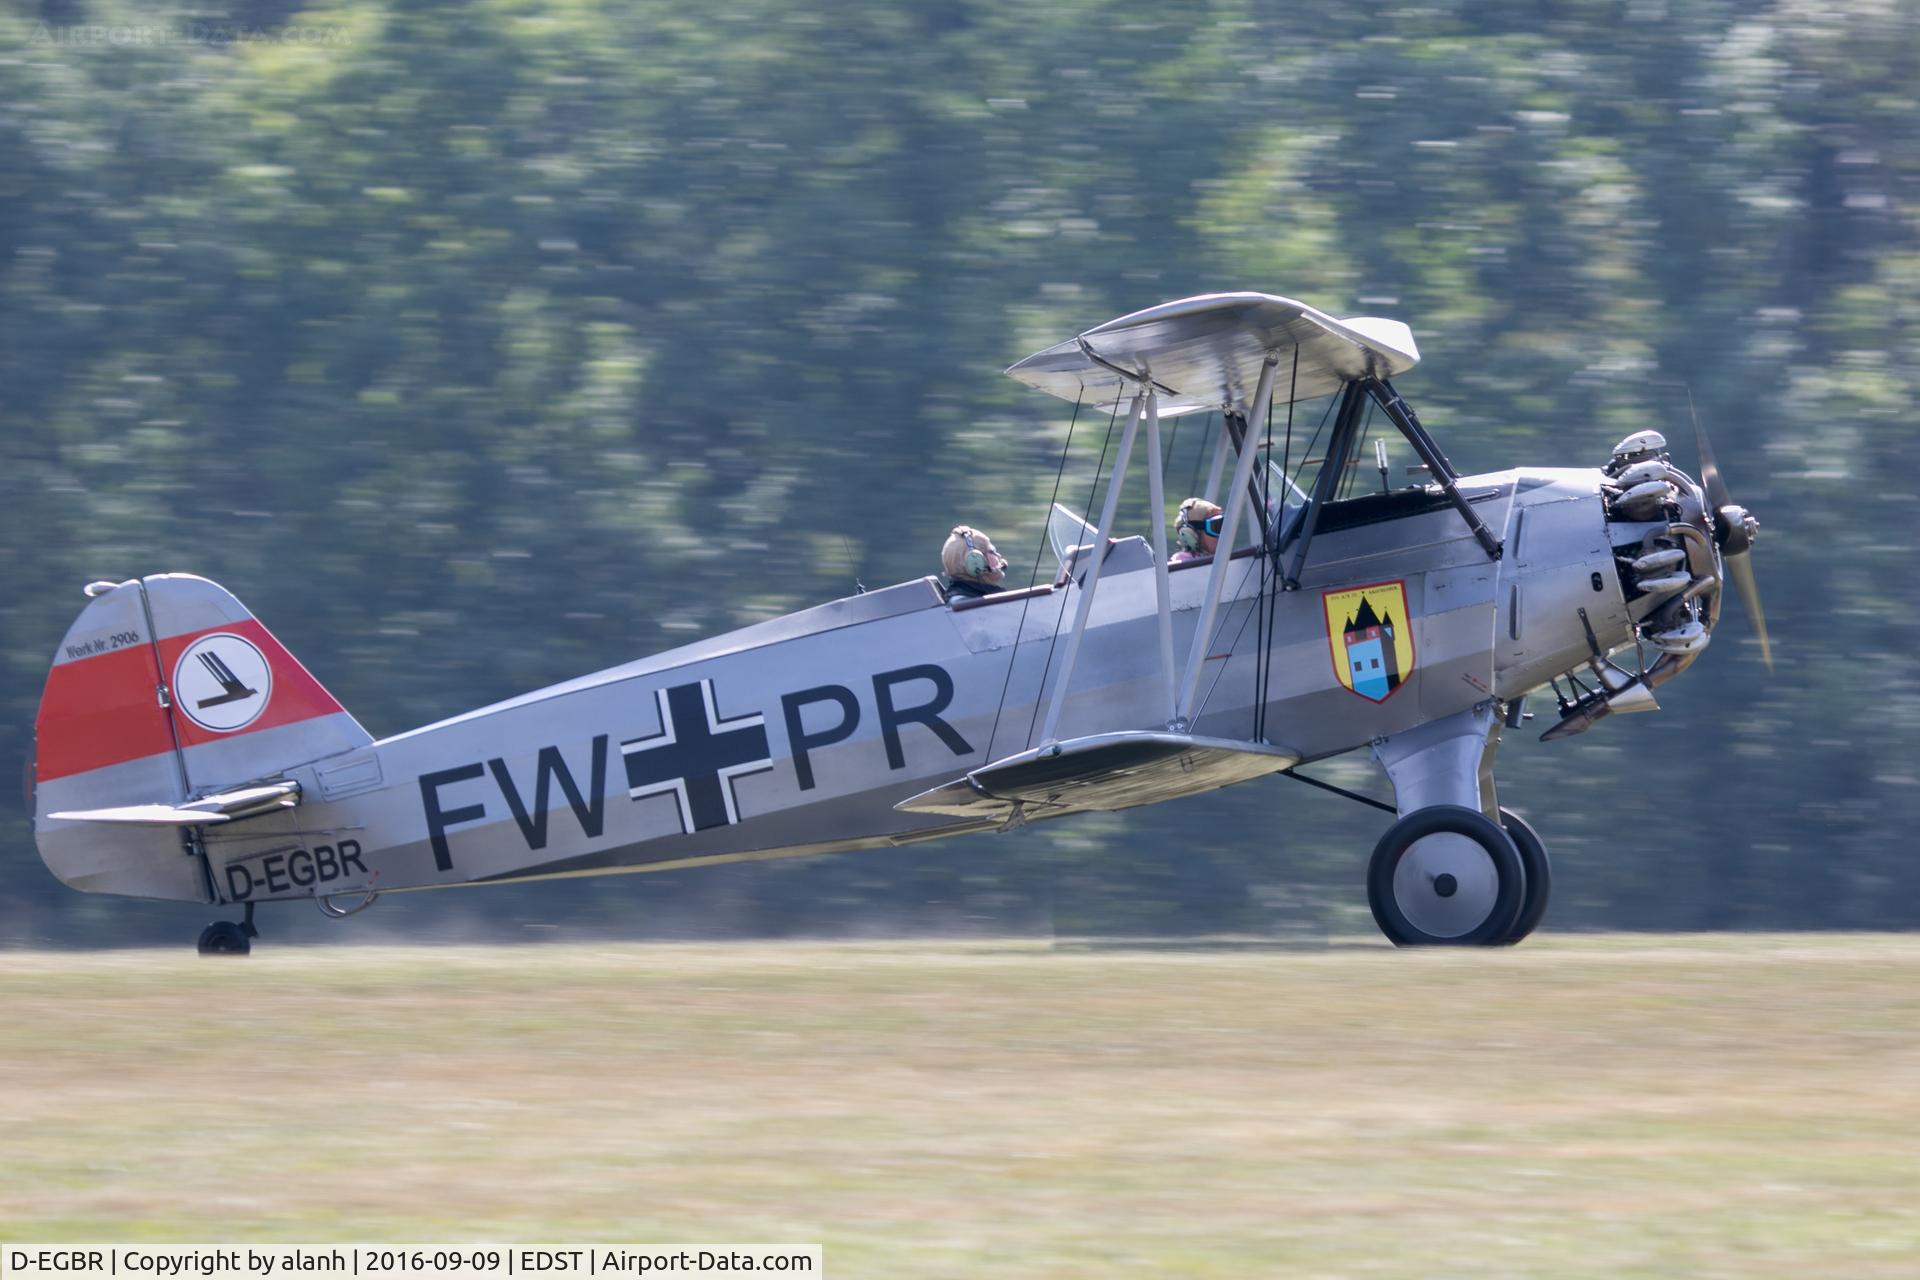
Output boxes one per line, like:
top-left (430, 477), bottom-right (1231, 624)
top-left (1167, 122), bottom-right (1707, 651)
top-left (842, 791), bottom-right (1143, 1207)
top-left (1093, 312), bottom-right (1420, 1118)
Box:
top-left (31, 292), bottom-right (1767, 952)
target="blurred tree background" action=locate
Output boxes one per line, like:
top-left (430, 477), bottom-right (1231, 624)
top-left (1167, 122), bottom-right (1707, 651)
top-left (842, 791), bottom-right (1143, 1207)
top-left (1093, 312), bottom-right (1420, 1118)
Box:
top-left (2, 0), bottom-right (1915, 945)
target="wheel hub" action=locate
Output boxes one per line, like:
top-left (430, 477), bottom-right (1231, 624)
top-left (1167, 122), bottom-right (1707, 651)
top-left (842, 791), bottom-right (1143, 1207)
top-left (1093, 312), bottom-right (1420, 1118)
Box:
top-left (1391, 833), bottom-right (1502, 938)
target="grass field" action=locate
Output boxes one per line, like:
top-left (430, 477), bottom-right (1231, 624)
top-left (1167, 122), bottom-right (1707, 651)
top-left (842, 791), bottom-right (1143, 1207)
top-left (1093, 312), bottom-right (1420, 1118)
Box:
top-left (4, 936), bottom-right (1920, 1277)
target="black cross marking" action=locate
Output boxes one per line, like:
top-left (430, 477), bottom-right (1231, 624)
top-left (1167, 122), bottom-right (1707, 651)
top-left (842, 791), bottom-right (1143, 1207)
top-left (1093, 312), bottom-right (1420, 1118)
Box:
top-left (621, 680), bottom-right (773, 834)
top-left (195, 650), bottom-right (258, 709)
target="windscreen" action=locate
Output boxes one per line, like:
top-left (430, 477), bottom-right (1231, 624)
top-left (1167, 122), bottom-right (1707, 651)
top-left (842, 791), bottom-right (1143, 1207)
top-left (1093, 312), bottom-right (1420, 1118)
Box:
top-left (1047, 502), bottom-right (1097, 568)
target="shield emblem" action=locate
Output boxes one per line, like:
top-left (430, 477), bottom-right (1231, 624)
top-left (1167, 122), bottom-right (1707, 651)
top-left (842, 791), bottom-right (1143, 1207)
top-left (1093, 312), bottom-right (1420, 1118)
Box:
top-left (1323, 580), bottom-right (1415, 703)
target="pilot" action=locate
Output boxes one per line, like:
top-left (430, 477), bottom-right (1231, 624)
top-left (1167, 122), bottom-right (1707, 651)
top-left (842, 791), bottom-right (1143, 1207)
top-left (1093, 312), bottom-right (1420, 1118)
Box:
top-left (941, 525), bottom-right (1009, 601)
top-left (1171, 498), bottom-right (1224, 563)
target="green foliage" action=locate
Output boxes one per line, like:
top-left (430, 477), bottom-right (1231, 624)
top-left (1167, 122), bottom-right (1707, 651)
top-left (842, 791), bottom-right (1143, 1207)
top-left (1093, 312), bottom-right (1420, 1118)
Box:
top-left (3, 0), bottom-right (1916, 943)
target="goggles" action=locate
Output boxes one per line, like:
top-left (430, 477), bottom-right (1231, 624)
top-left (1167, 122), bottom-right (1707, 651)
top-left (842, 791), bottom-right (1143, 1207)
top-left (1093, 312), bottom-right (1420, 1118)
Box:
top-left (1184, 512), bottom-right (1223, 537)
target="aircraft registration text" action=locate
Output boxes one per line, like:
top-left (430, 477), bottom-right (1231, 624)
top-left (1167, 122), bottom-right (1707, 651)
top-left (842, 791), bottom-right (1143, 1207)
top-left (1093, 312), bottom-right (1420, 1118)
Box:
top-left (224, 839), bottom-right (369, 901)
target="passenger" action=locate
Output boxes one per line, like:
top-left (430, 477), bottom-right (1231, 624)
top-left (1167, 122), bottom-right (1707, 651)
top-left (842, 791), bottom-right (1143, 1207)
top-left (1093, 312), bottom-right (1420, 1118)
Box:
top-left (1172, 498), bottom-right (1224, 563)
top-left (941, 525), bottom-right (1009, 601)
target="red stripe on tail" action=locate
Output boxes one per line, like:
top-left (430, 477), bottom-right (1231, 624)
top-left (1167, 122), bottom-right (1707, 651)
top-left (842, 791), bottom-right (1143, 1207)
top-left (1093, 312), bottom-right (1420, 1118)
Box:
top-left (34, 644), bottom-right (175, 783)
top-left (35, 618), bottom-right (348, 783)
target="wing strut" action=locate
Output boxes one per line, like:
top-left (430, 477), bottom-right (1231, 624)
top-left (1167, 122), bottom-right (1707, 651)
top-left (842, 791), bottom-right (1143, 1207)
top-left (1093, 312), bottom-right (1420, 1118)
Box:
top-left (1036, 378), bottom-right (1187, 745)
top-left (1274, 377), bottom-right (1504, 592)
top-left (1175, 353), bottom-right (1281, 726)
top-left (1279, 379), bottom-right (1370, 590)
top-left (1369, 378), bottom-right (1503, 561)
top-left (1024, 314), bottom-right (1474, 741)
top-left (1038, 392), bottom-right (1147, 744)
top-left (1142, 392), bottom-right (1179, 723)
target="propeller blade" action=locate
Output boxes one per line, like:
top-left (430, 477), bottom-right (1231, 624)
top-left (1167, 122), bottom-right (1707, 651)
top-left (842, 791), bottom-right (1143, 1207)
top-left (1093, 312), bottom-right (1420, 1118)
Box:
top-left (1725, 551), bottom-right (1773, 672)
top-left (1688, 390), bottom-right (1770, 668)
top-left (1688, 387), bottom-right (1733, 512)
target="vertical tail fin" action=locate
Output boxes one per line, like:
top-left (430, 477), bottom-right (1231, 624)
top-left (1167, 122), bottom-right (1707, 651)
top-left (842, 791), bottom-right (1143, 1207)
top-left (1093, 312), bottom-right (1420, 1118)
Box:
top-left (33, 574), bottom-right (371, 900)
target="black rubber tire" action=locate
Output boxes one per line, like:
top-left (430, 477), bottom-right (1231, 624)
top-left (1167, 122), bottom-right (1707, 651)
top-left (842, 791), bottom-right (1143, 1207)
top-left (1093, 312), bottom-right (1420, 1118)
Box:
top-left (197, 921), bottom-right (252, 956)
top-left (1498, 808), bottom-right (1552, 946)
top-left (1368, 805), bottom-right (1526, 947)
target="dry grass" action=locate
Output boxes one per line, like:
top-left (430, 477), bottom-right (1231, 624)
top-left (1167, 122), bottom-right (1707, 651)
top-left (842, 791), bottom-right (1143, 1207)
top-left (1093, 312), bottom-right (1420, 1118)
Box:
top-left (4, 935), bottom-right (1920, 1277)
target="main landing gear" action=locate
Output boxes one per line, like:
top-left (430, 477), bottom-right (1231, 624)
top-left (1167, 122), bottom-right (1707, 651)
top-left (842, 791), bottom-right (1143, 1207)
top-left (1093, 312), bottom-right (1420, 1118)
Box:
top-left (197, 901), bottom-right (257, 957)
top-left (1366, 804), bottom-right (1551, 945)
top-left (1367, 705), bottom-right (1554, 947)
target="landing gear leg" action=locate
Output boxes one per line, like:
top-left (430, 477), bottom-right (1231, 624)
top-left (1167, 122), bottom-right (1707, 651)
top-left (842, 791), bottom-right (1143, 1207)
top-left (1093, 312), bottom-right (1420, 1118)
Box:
top-left (197, 902), bottom-right (256, 957)
top-left (1369, 704), bottom-right (1547, 946)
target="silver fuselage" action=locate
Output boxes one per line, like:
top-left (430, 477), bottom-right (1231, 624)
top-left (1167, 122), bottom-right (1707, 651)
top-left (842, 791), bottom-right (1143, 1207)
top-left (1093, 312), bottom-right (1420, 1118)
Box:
top-left (36, 467), bottom-right (1631, 906)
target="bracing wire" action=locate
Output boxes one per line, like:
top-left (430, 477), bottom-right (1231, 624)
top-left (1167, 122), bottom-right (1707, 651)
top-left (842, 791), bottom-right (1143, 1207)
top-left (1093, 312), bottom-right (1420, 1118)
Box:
top-left (1192, 563), bottom-right (1264, 724)
top-left (985, 388), bottom-right (1084, 760)
top-left (1250, 374), bottom-right (1272, 741)
top-left (1289, 393), bottom-right (1339, 495)
top-left (1337, 398), bottom-right (1377, 503)
top-left (840, 534), bottom-right (866, 595)
top-left (1281, 374), bottom-right (1298, 506)
top-left (1252, 406), bottom-right (1270, 743)
top-left (1257, 348), bottom-right (1298, 740)
top-left (1189, 411), bottom-right (1214, 497)
top-left (1024, 395), bottom-right (1123, 750)
top-left (1159, 406), bottom-right (1182, 547)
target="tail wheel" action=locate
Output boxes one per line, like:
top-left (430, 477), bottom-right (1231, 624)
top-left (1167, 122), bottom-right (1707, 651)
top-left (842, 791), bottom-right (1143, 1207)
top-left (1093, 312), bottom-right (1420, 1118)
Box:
top-left (1498, 808), bottom-right (1552, 946)
top-left (1368, 805), bottom-right (1525, 947)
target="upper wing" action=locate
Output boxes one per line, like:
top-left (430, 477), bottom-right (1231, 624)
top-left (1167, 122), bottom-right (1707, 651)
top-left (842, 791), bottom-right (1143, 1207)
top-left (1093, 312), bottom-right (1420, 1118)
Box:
top-left (1007, 292), bottom-right (1418, 413)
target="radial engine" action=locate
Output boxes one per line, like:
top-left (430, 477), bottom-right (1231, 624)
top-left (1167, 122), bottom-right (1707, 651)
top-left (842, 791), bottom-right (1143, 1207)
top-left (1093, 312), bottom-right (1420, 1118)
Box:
top-left (1541, 421), bottom-right (1768, 741)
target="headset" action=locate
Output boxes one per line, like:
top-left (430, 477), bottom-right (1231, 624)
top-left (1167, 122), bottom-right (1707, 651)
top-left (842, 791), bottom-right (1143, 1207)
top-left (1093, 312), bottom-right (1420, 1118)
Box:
top-left (958, 527), bottom-right (991, 579)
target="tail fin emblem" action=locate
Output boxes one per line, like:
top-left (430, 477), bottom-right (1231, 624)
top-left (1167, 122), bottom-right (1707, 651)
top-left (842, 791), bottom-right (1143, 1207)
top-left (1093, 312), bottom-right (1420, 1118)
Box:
top-left (172, 633), bottom-right (274, 732)
top-left (195, 651), bottom-right (258, 709)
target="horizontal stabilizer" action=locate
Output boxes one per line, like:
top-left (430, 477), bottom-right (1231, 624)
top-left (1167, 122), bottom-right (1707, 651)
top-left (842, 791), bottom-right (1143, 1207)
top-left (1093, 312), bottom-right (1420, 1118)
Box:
top-left (896, 731), bottom-right (1297, 822)
top-left (49, 780), bottom-right (301, 826)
